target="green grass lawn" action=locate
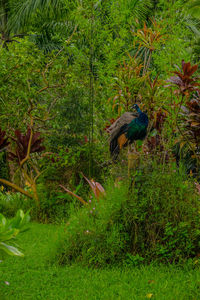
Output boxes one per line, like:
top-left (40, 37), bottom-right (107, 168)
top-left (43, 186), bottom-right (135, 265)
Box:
top-left (0, 223), bottom-right (199, 300)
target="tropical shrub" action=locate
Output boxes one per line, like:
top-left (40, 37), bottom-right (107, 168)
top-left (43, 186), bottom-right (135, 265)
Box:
top-left (166, 60), bottom-right (200, 174)
top-left (130, 161), bottom-right (200, 262)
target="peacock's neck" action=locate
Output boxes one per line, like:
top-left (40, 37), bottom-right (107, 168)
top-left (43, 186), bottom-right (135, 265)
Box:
top-left (133, 106), bottom-right (148, 126)
top-left (138, 112), bottom-right (148, 126)
top-left (136, 107), bottom-right (142, 114)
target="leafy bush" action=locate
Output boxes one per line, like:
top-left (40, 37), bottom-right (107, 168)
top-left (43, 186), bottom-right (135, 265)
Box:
top-left (131, 162), bottom-right (200, 262)
top-left (55, 162), bottom-right (200, 267)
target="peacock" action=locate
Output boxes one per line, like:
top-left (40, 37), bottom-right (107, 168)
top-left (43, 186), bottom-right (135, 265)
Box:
top-left (109, 104), bottom-right (148, 158)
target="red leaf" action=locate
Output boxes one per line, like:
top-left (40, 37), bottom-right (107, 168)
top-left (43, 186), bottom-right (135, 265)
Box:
top-left (188, 64), bottom-right (198, 76)
top-left (31, 132), bottom-right (41, 145)
top-left (15, 130), bottom-right (23, 144)
top-left (11, 127), bottom-right (45, 163)
top-left (0, 128), bottom-right (9, 150)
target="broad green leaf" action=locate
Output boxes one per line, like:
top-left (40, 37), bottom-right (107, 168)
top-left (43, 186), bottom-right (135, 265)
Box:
top-left (0, 214), bottom-right (7, 227)
top-left (0, 242), bottom-right (24, 257)
top-left (0, 229), bottom-right (19, 242)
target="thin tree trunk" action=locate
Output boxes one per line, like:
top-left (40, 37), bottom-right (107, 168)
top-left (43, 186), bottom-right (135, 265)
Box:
top-left (0, 0), bottom-right (11, 48)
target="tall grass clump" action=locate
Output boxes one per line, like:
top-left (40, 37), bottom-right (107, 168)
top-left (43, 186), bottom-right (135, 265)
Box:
top-left (0, 192), bottom-right (29, 217)
top-left (56, 183), bottom-right (130, 267)
top-left (56, 162), bottom-right (200, 267)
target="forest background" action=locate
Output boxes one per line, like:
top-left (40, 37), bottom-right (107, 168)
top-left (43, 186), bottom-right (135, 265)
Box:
top-left (0, 0), bottom-right (200, 274)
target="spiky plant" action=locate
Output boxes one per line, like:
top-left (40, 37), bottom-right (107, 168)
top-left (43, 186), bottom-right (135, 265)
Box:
top-left (110, 54), bottom-right (146, 113)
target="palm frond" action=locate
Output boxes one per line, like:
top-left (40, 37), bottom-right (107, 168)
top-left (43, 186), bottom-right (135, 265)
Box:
top-left (183, 13), bottom-right (200, 37)
top-left (125, 0), bottom-right (154, 21)
top-left (8, 0), bottom-right (65, 33)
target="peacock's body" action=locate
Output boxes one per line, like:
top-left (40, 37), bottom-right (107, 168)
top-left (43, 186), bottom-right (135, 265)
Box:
top-left (109, 104), bottom-right (148, 158)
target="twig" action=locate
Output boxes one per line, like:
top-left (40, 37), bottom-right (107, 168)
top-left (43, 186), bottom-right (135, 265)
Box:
top-left (37, 84), bottom-right (64, 94)
top-left (59, 184), bottom-right (88, 206)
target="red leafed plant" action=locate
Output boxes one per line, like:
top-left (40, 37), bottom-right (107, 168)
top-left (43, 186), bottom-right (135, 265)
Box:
top-left (166, 60), bottom-right (200, 167)
top-left (0, 126), bottom-right (46, 208)
top-left (145, 108), bottom-right (167, 149)
top-left (82, 174), bottom-right (105, 200)
top-left (167, 60), bottom-right (199, 97)
top-left (9, 128), bottom-right (45, 164)
top-left (0, 128), bottom-right (9, 151)
top-left (179, 93), bottom-right (200, 149)
top-left (135, 20), bottom-right (166, 52)
top-left (152, 108), bottom-right (167, 134)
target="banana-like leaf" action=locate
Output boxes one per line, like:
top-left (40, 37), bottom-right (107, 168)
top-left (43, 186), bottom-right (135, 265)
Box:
top-left (0, 210), bottom-right (30, 257)
top-left (7, 210), bottom-right (30, 231)
top-left (0, 242), bottom-right (24, 257)
top-left (0, 229), bottom-right (19, 242)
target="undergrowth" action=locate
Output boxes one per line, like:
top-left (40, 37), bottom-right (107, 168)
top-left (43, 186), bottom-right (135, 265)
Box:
top-left (56, 162), bottom-right (200, 267)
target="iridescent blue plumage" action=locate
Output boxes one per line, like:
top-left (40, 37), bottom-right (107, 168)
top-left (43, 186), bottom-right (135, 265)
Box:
top-left (109, 104), bottom-right (148, 158)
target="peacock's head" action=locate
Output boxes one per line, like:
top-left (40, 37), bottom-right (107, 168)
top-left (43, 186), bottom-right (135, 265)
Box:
top-left (131, 104), bottom-right (140, 112)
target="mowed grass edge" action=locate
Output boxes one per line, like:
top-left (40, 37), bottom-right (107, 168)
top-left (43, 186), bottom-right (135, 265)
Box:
top-left (0, 223), bottom-right (199, 300)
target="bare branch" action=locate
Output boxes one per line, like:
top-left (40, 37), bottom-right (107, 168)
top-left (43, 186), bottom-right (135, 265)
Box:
top-left (0, 178), bottom-right (33, 199)
top-left (20, 115), bottom-right (34, 166)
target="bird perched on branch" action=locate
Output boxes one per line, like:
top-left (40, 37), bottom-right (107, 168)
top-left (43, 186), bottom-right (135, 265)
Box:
top-left (109, 104), bottom-right (148, 158)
